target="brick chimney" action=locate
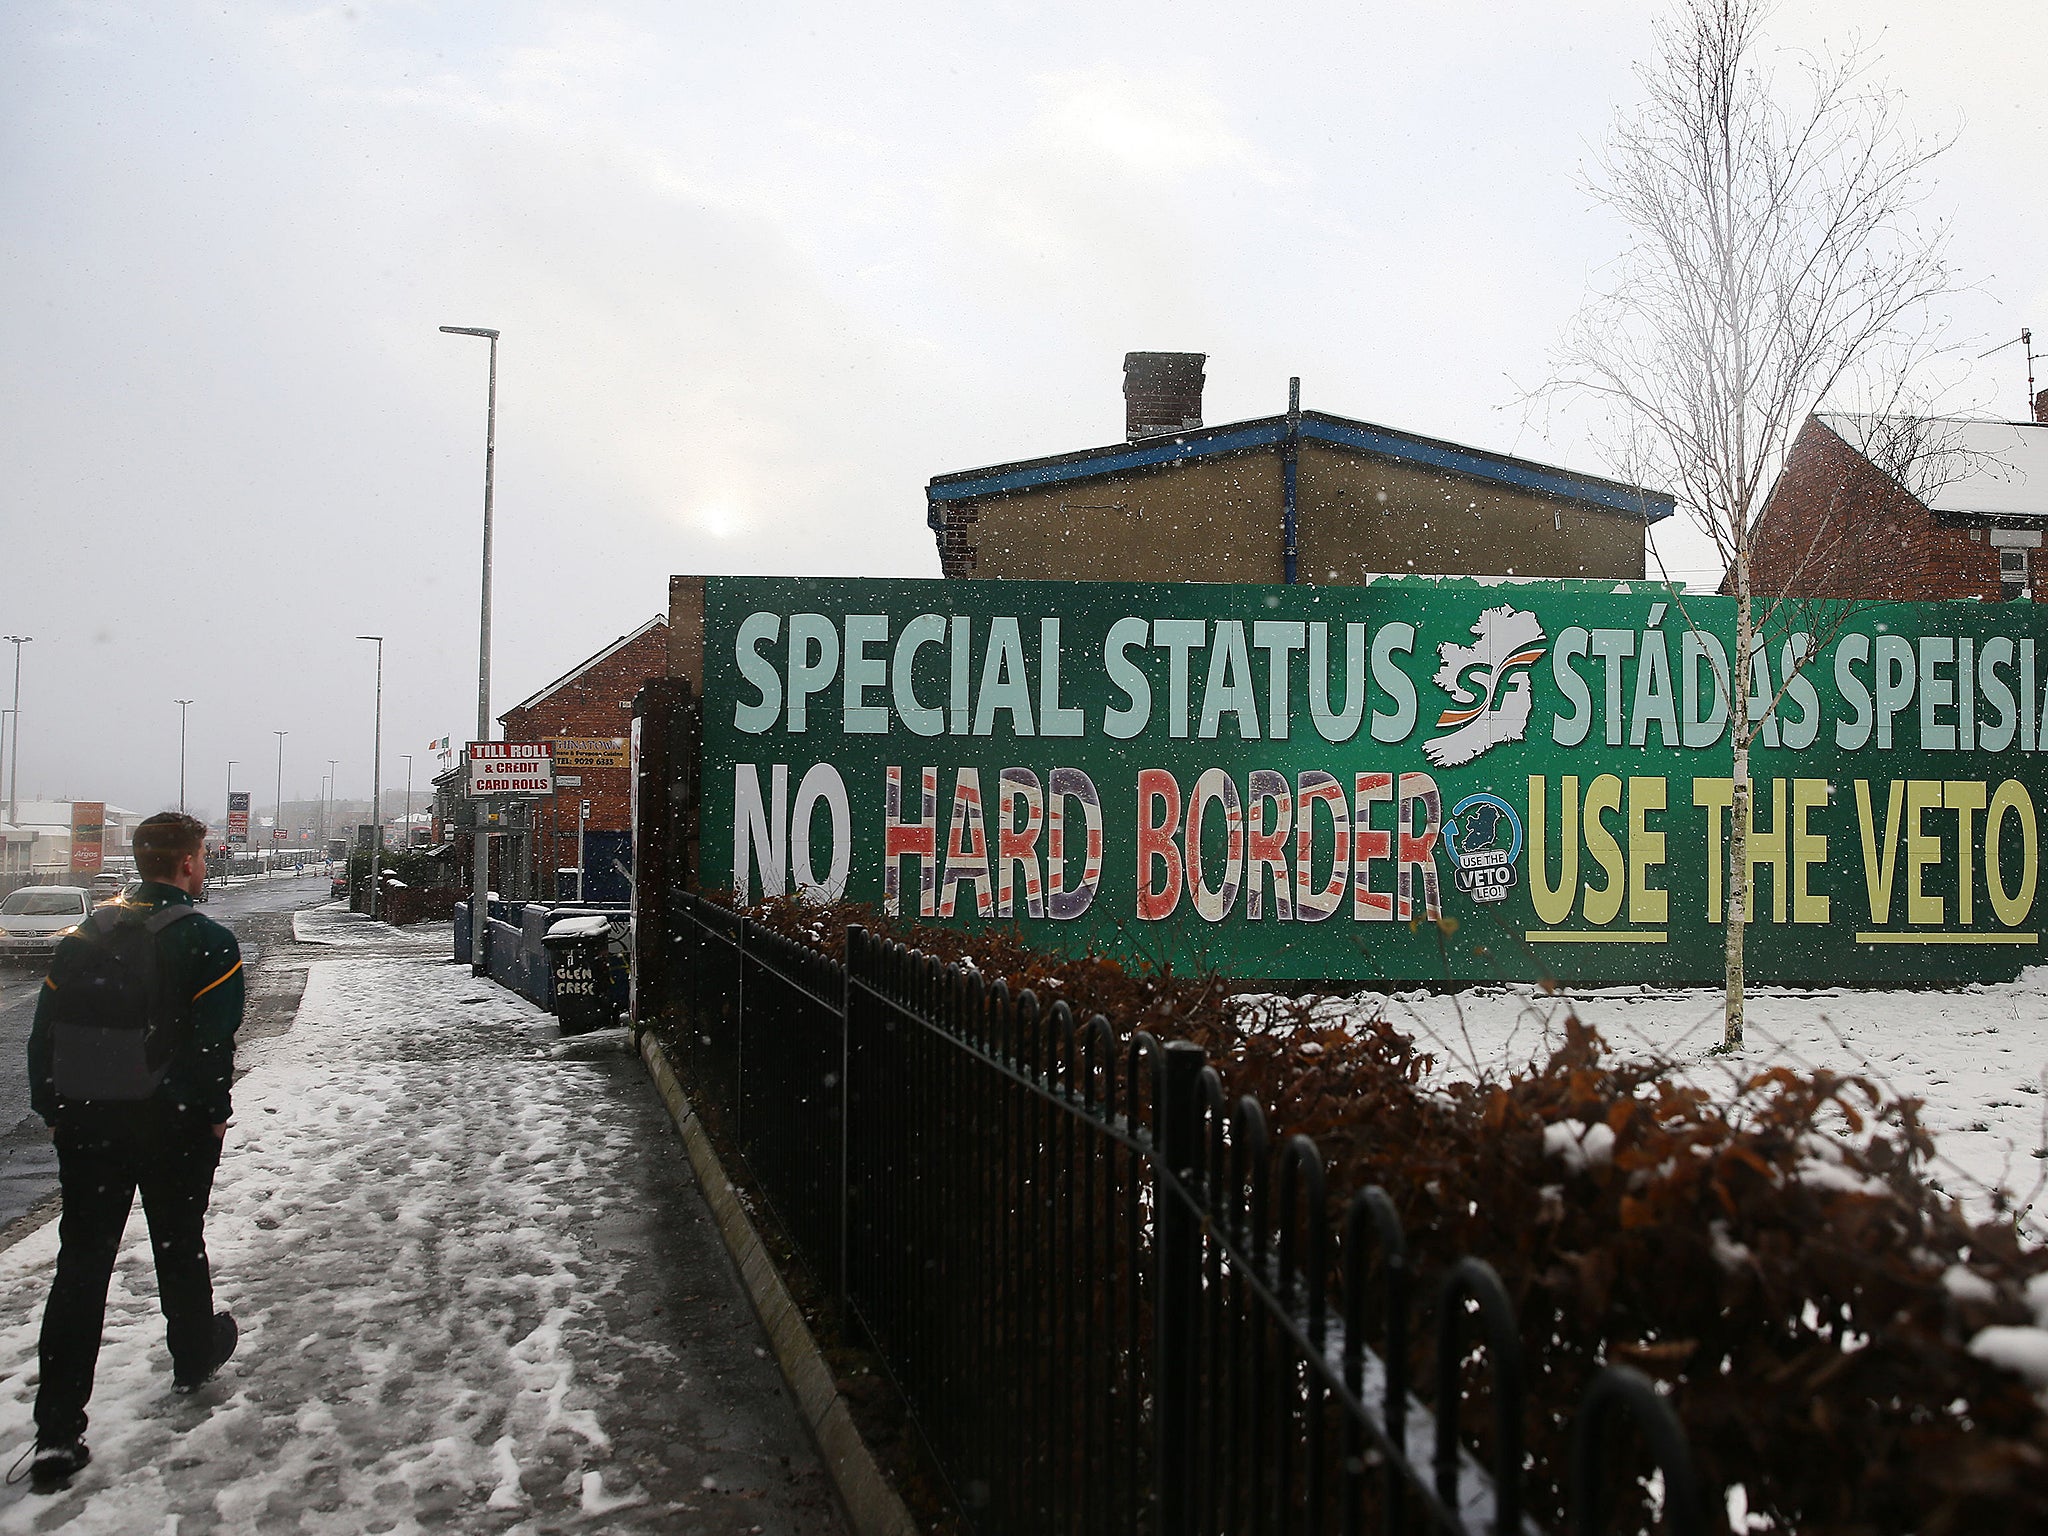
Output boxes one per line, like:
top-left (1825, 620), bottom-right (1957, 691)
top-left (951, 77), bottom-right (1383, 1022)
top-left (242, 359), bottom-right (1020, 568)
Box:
top-left (1123, 352), bottom-right (1206, 440)
top-left (2034, 386), bottom-right (2048, 425)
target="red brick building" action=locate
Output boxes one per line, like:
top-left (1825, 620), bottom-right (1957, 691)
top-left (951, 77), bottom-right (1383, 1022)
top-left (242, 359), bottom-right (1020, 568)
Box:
top-left (498, 615), bottom-right (668, 902)
top-left (1738, 402), bottom-right (2048, 602)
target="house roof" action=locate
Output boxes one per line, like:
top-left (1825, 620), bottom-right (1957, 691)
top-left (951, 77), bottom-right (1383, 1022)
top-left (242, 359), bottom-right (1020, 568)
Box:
top-left (7, 801), bottom-right (141, 829)
top-left (926, 409), bottom-right (1674, 523)
top-left (499, 615), bottom-right (667, 723)
top-left (1818, 413), bottom-right (2048, 521)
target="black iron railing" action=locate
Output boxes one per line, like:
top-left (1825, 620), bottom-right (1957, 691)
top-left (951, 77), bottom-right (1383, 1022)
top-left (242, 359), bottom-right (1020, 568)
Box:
top-left (662, 892), bottom-right (1703, 1536)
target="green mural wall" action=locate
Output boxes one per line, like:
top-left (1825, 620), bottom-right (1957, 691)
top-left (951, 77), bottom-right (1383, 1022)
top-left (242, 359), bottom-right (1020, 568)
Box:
top-left (696, 575), bottom-right (2048, 985)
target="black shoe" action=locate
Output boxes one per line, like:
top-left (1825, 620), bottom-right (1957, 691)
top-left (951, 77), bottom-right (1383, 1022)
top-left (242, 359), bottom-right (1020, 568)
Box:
top-left (173, 1312), bottom-right (238, 1394)
top-left (29, 1438), bottom-right (89, 1493)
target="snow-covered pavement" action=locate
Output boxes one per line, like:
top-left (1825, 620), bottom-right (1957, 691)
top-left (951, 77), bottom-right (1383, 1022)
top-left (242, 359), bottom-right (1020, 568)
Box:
top-left (1333, 969), bottom-right (2048, 1239)
top-left (291, 904), bottom-right (456, 953)
top-left (0, 936), bottom-right (842, 1531)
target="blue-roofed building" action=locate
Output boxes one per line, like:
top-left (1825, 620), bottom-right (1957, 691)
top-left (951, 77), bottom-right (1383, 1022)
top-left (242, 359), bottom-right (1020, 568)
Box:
top-left (926, 353), bottom-right (1673, 584)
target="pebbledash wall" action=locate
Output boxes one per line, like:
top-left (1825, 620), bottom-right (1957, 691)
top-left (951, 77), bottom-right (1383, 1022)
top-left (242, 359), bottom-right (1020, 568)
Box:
top-left (660, 573), bottom-right (2048, 987)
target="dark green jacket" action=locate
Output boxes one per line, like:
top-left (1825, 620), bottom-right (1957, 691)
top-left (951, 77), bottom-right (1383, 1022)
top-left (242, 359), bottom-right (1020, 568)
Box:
top-left (28, 882), bottom-right (243, 1124)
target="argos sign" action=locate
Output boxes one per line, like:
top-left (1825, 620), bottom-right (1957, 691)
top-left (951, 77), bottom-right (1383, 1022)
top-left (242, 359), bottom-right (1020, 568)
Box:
top-left (692, 575), bottom-right (2048, 985)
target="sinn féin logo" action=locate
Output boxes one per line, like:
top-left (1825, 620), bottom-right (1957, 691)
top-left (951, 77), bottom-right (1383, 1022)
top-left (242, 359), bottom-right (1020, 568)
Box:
top-left (1422, 605), bottom-right (1547, 767)
top-left (1444, 793), bottom-right (1523, 905)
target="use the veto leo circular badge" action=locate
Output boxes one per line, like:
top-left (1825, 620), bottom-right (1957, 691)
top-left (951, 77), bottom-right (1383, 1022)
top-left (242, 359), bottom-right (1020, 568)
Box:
top-left (1444, 792), bottom-right (1523, 905)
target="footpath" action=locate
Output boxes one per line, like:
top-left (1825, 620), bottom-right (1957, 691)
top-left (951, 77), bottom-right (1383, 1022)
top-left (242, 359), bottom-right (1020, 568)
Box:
top-left (0, 906), bottom-right (844, 1534)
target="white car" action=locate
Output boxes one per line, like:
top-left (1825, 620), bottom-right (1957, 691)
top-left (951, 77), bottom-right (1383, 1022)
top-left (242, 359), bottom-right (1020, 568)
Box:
top-left (0, 886), bottom-right (92, 966)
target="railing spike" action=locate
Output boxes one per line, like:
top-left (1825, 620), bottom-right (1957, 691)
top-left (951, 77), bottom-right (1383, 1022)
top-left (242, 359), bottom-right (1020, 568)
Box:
top-left (1572, 1365), bottom-right (1705, 1536)
top-left (1434, 1257), bottom-right (1525, 1535)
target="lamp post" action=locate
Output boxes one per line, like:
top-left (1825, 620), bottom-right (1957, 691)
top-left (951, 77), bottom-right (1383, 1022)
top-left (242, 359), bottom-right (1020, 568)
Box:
top-left (272, 730), bottom-right (288, 872)
top-left (358, 636), bottom-right (384, 919)
top-left (225, 760), bottom-right (237, 858)
top-left (440, 323), bottom-right (499, 973)
top-left (401, 754), bottom-right (414, 853)
top-left (5, 636), bottom-right (29, 826)
top-left (175, 700), bottom-right (193, 812)
top-left (578, 797), bottom-right (591, 903)
top-left (325, 758), bottom-right (338, 852)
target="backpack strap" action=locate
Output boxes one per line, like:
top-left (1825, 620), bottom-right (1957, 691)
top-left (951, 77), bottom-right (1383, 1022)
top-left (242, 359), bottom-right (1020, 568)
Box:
top-left (83, 904), bottom-right (194, 939)
top-left (137, 905), bottom-right (202, 1067)
top-left (143, 908), bottom-right (199, 1029)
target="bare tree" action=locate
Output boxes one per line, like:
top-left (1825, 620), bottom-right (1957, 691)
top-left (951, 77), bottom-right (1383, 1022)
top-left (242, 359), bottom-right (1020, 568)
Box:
top-left (1545, 0), bottom-right (1960, 1050)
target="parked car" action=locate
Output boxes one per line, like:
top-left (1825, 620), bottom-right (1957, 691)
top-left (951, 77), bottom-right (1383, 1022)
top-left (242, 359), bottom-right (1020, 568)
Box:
top-left (89, 873), bottom-right (126, 904)
top-left (331, 874), bottom-right (348, 900)
top-left (97, 878), bottom-right (147, 908)
top-left (0, 886), bottom-right (92, 965)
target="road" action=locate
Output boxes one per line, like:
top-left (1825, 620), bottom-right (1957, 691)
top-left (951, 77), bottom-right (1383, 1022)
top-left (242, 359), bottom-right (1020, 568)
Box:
top-left (0, 872), bottom-right (336, 1234)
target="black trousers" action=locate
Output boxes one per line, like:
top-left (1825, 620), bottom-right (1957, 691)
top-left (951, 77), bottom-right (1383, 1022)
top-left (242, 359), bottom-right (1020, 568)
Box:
top-left (34, 1103), bottom-right (222, 1442)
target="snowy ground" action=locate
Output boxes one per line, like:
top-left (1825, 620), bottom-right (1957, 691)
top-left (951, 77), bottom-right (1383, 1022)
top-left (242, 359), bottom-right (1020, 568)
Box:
top-left (291, 904), bottom-right (453, 954)
top-left (1326, 970), bottom-right (2048, 1240)
top-left (0, 941), bottom-right (840, 1531)
top-left (210, 868), bottom-right (323, 892)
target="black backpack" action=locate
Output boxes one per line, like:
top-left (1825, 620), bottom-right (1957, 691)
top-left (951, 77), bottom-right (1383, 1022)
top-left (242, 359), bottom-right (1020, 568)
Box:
top-left (46, 905), bottom-right (198, 1102)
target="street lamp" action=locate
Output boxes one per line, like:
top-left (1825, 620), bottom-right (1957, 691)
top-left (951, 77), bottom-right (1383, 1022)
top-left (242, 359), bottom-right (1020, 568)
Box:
top-left (401, 754), bottom-right (414, 853)
top-left (325, 758), bottom-right (338, 850)
top-left (272, 730), bottom-right (288, 871)
top-left (5, 636), bottom-right (30, 826)
top-left (175, 700), bottom-right (193, 812)
top-left (440, 324), bottom-right (499, 973)
top-left (225, 760), bottom-right (237, 855)
top-left (358, 636), bottom-right (384, 919)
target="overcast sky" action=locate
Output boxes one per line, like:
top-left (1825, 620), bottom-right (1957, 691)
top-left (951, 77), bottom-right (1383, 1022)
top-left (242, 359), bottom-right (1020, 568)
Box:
top-left (2, 0), bottom-right (2043, 823)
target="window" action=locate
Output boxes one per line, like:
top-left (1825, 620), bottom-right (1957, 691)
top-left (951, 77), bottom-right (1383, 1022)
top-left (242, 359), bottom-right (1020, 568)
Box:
top-left (0, 889), bottom-right (87, 917)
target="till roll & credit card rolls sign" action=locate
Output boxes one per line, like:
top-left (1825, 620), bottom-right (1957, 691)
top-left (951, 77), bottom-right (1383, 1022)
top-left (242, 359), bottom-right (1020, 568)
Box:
top-left (468, 742), bottom-right (555, 797)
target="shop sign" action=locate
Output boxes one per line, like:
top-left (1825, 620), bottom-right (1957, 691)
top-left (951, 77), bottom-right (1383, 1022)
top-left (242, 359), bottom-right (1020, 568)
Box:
top-left (70, 802), bottom-right (105, 875)
top-left (549, 737), bottom-right (628, 770)
top-left (468, 742), bottom-right (554, 797)
top-left (226, 791), bottom-right (250, 846)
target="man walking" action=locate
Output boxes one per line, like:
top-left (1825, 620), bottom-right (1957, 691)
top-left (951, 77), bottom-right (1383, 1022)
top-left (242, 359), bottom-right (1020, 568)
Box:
top-left (21, 812), bottom-right (241, 1493)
